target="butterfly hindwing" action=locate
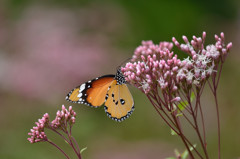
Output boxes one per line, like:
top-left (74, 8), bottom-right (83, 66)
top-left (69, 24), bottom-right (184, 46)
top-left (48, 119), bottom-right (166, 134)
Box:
top-left (104, 80), bottom-right (135, 122)
top-left (66, 75), bottom-right (115, 107)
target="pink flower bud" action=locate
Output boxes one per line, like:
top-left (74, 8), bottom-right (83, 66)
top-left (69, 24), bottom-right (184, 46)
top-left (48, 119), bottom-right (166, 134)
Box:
top-left (192, 54), bottom-right (197, 60)
top-left (172, 86), bottom-right (178, 92)
top-left (171, 97), bottom-right (181, 102)
top-left (227, 42), bottom-right (232, 50)
top-left (130, 73), bottom-right (136, 80)
top-left (172, 66), bottom-right (178, 72)
top-left (71, 117), bottom-right (76, 123)
top-left (222, 48), bottom-right (227, 55)
top-left (145, 67), bottom-right (150, 72)
top-left (141, 55), bottom-right (145, 61)
top-left (69, 106), bottom-right (72, 112)
top-left (44, 113), bottom-right (49, 119)
top-left (220, 32), bottom-right (224, 40)
top-left (62, 105), bottom-right (66, 111)
top-left (57, 110), bottom-right (61, 117)
top-left (202, 31), bottom-right (206, 40)
top-left (153, 54), bottom-right (156, 60)
top-left (191, 41), bottom-right (197, 47)
top-left (172, 37), bottom-right (179, 47)
top-left (197, 37), bottom-right (202, 43)
top-left (182, 35), bottom-right (189, 43)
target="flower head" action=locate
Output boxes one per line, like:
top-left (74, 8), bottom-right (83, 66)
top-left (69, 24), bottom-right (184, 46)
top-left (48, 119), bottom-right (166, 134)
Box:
top-left (122, 32), bottom-right (232, 93)
top-left (122, 41), bottom-right (181, 94)
top-left (28, 105), bottom-right (77, 143)
top-left (27, 113), bottom-right (49, 143)
top-left (121, 32), bottom-right (232, 159)
top-left (51, 105), bottom-right (77, 129)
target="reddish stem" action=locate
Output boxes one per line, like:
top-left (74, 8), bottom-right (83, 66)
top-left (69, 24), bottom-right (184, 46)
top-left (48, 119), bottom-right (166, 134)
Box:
top-left (211, 62), bottom-right (222, 159)
top-left (187, 92), bottom-right (209, 159)
top-left (213, 90), bottom-right (221, 159)
top-left (47, 140), bottom-right (70, 159)
top-left (65, 121), bottom-right (82, 159)
top-left (198, 99), bottom-right (207, 148)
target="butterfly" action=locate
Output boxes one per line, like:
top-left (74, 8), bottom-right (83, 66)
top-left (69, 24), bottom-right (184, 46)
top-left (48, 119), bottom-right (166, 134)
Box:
top-left (65, 69), bottom-right (134, 122)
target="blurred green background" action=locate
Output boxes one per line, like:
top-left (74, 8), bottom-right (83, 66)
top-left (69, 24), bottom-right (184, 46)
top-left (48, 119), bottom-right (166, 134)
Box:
top-left (0, 0), bottom-right (239, 158)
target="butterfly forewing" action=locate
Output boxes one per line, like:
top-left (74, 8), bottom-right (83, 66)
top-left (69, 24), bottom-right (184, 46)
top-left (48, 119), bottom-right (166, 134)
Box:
top-left (66, 75), bottom-right (115, 107)
top-left (104, 81), bottom-right (134, 121)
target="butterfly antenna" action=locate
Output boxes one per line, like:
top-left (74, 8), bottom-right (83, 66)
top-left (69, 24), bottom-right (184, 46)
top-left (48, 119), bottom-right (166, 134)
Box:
top-left (117, 58), bottom-right (132, 70)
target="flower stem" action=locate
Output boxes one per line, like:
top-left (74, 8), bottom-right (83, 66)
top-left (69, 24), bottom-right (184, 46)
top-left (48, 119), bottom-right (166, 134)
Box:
top-left (49, 128), bottom-right (70, 144)
top-left (188, 92), bottom-right (209, 159)
top-left (147, 95), bottom-right (178, 132)
top-left (198, 100), bottom-right (207, 148)
top-left (172, 114), bottom-right (194, 159)
top-left (47, 140), bottom-right (70, 159)
top-left (212, 62), bottom-right (222, 159)
top-left (65, 121), bottom-right (82, 159)
top-left (182, 134), bottom-right (204, 158)
top-left (71, 136), bottom-right (81, 155)
top-left (213, 90), bottom-right (221, 159)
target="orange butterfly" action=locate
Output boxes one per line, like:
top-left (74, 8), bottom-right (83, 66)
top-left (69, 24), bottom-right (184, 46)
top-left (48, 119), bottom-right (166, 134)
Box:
top-left (66, 69), bottom-right (134, 122)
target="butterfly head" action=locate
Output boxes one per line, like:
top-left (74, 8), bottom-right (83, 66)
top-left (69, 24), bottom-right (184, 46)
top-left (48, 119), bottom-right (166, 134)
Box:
top-left (115, 69), bottom-right (126, 85)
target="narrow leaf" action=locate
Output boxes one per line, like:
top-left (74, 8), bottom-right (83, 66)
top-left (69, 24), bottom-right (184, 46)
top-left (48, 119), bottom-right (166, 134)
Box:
top-left (174, 149), bottom-right (180, 156)
top-left (176, 113), bottom-right (183, 117)
top-left (181, 149), bottom-right (189, 159)
top-left (80, 147), bottom-right (87, 154)
top-left (190, 92), bottom-right (195, 102)
top-left (177, 101), bottom-right (188, 111)
top-left (189, 144), bottom-right (197, 151)
top-left (171, 129), bottom-right (177, 136)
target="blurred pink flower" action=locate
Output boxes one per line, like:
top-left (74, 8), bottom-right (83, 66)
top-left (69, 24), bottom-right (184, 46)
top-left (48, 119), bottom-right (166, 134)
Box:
top-left (0, 5), bottom-right (127, 102)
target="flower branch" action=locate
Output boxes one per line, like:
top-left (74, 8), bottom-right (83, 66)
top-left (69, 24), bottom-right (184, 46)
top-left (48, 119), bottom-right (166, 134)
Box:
top-left (28, 105), bottom-right (82, 159)
top-left (122, 32), bottom-right (232, 159)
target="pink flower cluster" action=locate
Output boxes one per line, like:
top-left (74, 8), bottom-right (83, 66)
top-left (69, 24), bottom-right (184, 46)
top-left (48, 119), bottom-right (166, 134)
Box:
top-left (121, 32), bottom-right (232, 94)
top-left (52, 105), bottom-right (76, 130)
top-left (122, 40), bottom-right (181, 94)
top-left (28, 113), bottom-right (49, 143)
top-left (28, 105), bottom-right (76, 143)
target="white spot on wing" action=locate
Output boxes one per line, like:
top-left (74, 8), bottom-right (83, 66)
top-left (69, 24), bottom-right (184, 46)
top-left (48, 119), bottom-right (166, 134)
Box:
top-left (77, 93), bottom-right (83, 98)
top-left (79, 84), bottom-right (86, 92)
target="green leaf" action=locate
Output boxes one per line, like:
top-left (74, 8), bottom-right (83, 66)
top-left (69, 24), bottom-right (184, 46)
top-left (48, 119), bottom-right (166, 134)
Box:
top-left (176, 113), bottom-right (183, 117)
top-left (174, 149), bottom-right (180, 156)
top-left (190, 92), bottom-right (195, 102)
top-left (189, 144), bottom-right (197, 151)
top-left (181, 149), bottom-right (189, 159)
top-left (165, 157), bottom-right (176, 159)
top-left (177, 92), bottom-right (195, 112)
top-left (177, 101), bottom-right (188, 111)
top-left (64, 140), bottom-right (69, 144)
top-left (80, 147), bottom-right (87, 154)
top-left (171, 129), bottom-right (177, 136)
top-left (181, 144), bottom-right (197, 159)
